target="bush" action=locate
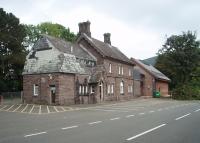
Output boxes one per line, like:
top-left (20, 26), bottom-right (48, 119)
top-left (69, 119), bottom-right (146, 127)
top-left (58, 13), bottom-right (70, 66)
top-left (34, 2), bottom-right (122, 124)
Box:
top-left (172, 82), bottom-right (200, 100)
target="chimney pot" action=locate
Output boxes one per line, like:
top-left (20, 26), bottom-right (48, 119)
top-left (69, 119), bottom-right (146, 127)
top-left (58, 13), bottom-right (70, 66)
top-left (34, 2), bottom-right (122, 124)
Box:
top-left (78, 21), bottom-right (91, 37)
top-left (104, 33), bottom-right (111, 45)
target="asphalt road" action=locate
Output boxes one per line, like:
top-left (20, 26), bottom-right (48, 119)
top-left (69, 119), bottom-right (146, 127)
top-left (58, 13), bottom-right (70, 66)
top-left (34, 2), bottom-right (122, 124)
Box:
top-left (0, 98), bottom-right (199, 143)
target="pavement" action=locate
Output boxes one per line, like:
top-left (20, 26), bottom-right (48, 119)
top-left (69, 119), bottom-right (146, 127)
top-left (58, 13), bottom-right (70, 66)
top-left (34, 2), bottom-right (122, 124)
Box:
top-left (0, 98), bottom-right (199, 143)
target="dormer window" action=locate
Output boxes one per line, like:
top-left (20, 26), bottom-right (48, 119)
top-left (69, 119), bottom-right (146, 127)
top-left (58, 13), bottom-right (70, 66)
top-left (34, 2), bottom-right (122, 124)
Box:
top-left (109, 63), bottom-right (112, 73)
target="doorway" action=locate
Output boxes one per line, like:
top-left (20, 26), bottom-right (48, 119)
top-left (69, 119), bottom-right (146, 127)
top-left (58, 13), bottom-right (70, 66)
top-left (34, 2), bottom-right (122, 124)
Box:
top-left (50, 85), bottom-right (56, 104)
top-left (99, 81), bottom-right (104, 101)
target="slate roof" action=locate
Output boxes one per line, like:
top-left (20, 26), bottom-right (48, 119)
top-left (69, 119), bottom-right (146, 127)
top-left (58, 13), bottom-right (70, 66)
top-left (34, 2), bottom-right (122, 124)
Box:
top-left (23, 35), bottom-right (96, 75)
top-left (78, 34), bottom-right (133, 64)
top-left (131, 58), bottom-right (170, 82)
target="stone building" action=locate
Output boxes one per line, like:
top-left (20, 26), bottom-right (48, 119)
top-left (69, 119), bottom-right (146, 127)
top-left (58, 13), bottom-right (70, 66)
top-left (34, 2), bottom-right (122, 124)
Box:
top-left (131, 58), bottom-right (170, 97)
top-left (23, 21), bottom-right (135, 105)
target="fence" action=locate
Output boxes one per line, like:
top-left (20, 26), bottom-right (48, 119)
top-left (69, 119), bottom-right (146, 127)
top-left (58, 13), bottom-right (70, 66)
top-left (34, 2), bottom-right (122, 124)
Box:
top-left (0, 91), bottom-right (23, 105)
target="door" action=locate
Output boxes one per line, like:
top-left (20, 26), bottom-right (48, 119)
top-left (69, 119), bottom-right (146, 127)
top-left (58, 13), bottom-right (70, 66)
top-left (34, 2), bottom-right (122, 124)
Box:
top-left (99, 81), bottom-right (104, 101)
top-left (50, 85), bottom-right (56, 104)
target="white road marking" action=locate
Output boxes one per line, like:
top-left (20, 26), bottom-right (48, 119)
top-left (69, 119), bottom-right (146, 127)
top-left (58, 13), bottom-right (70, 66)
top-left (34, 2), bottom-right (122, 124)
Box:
top-left (0, 105), bottom-right (8, 110)
top-left (29, 105), bottom-right (34, 114)
top-left (39, 105), bottom-right (41, 114)
top-left (126, 124), bottom-right (166, 141)
top-left (61, 107), bottom-right (66, 111)
top-left (62, 125), bottom-right (78, 130)
top-left (149, 110), bottom-right (155, 113)
top-left (47, 106), bottom-right (50, 113)
top-left (89, 121), bottom-right (102, 125)
top-left (54, 106), bottom-right (59, 112)
top-left (6, 105), bottom-right (15, 111)
top-left (90, 108), bottom-right (128, 112)
top-left (24, 131), bottom-right (47, 137)
top-left (139, 112), bottom-right (145, 115)
top-left (110, 117), bottom-right (120, 121)
top-left (175, 113), bottom-right (191, 121)
top-left (21, 104), bottom-right (29, 112)
top-left (194, 109), bottom-right (200, 112)
top-left (13, 104), bottom-right (22, 112)
top-left (158, 108), bottom-right (162, 111)
top-left (126, 115), bottom-right (135, 118)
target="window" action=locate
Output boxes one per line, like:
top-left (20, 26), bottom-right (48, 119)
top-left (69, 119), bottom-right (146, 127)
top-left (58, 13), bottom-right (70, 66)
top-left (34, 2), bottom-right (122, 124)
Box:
top-left (79, 85), bottom-right (82, 95)
top-left (118, 66), bottom-right (121, 75)
top-left (111, 84), bottom-right (114, 94)
top-left (82, 86), bottom-right (85, 95)
top-left (109, 63), bottom-right (112, 73)
top-left (129, 69), bottom-right (132, 76)
top-left (121, 66), bottom-right (124, 75)
top-left (107, 84), bottom-right (110, 94)
top-left (85, 86), bottom-right (88, 94)
top-left (33, 84), bottom-right (39, 96)
top-left (128, 85), bottom-right (133, 93)
top-left (120, 81), bottom-right (124, 94)
top-left (90, 86), bottom-right (95, 93)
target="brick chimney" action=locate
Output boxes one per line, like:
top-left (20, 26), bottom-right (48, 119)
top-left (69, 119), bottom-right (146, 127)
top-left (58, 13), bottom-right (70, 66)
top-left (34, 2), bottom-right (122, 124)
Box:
top-left (104, 33), bottom-right (111, 45)
top-left (78, 21), bottom-right (91, 37)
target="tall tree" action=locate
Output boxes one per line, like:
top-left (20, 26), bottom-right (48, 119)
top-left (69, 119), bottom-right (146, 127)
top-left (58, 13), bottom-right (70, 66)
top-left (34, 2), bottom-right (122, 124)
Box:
top-left (155, 31), bottom-right (200, 99)
top-left (24, 22), bottom-right (76, 48)
top-left (0, 8), bottom-right (26, 92)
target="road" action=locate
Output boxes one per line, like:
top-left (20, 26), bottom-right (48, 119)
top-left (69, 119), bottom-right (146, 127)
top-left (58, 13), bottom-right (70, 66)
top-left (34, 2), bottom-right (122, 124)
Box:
top-left (0, 98), bottom-right (199, 143)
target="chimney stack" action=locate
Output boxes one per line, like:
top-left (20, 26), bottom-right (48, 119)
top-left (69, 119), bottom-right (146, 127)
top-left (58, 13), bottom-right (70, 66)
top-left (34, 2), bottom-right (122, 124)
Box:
top-left (78, 21), bottom-right (91, 37)
top-left (104, 33), bottom-right (111, 45)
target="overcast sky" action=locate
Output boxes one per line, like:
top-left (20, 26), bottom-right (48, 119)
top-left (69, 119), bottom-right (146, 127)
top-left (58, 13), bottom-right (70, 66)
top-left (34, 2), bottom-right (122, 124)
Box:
top-left (1, 0), bottom-right (200, 59)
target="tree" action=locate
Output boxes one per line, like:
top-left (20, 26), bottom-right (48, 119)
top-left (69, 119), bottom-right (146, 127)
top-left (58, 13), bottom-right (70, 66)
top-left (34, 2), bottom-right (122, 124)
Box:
top-left (0, 8), bottom-right (27, 92)
top-left (155, 31), bottom-right (200, 99)
top-left (24, 22), bottom-right (76, 48)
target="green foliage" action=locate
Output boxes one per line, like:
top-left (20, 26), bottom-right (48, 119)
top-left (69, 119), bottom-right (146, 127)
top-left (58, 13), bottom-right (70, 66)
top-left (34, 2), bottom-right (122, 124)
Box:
top-left (24, 22), bottom-right (76, 48)
top-left (0, 8), bottom-right (27, 92)
top-left (155, 31), bottom-right (200, 100)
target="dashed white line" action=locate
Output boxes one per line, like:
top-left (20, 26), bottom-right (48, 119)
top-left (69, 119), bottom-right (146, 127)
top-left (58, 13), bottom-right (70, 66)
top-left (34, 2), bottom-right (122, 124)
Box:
top-left (126, 115), bottom-right (135, 118)
top-left (62, 125), bottom-right (78, 130)
top-left (89, 121), bottom-right (102, 125)
top-left (126, 124), bottom-right (166, 141)
top-left (110, 117), bottom-right (120, 121)
top-left (90, 108), bottom-right (128, 112)
top-left (175, 113), bottom-right (191, 121)
top-left (158, 108), bottom-right (162, 111)
top-left (24, 131), bottom-right (47, 137)
top-left (139, 112), bottom-right (145, 115)
top-left (194, 109), bottom-right (200, 112)
top-left (149, 110), bottom-right (155, 113)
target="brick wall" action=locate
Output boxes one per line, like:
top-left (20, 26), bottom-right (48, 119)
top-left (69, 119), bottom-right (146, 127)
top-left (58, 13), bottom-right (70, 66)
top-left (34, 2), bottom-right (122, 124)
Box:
top-left (156, 80), bottom-right (169, 96)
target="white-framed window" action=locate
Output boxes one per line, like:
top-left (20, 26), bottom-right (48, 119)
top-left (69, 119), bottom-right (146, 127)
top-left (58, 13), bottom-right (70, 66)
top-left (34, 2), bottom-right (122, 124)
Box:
top-left (120, 81), bottom-right (124, 94)
top-left (107, 84), bottom-right (110, 94)
top-left (85, 86), bottom-right (88, 94)
top-left (109, 63), bottom-right (112, 73)
top-left (111, 84), bottom-right (114, 94)
top-left (129, 69), bottom-right (132, 76)
top-left (82, 86), bottom-right (85, 95)
top-left (79, 85), bottom-right (82, 94)
top-left (90, 86), bottom-right (95, 93)
top-left (128, 85), bottom-right (133, 93)
top-left (121, 66), bottom-right (124, 75)
top-left (118, 66), bottom-right (121, 75)
top-left (33, 84), bottom-right (39, 96)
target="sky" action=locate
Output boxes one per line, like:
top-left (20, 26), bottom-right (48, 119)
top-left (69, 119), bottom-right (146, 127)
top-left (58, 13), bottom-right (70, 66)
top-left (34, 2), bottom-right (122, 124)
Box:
top-left (1, 0), bottom-right (200, 59)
